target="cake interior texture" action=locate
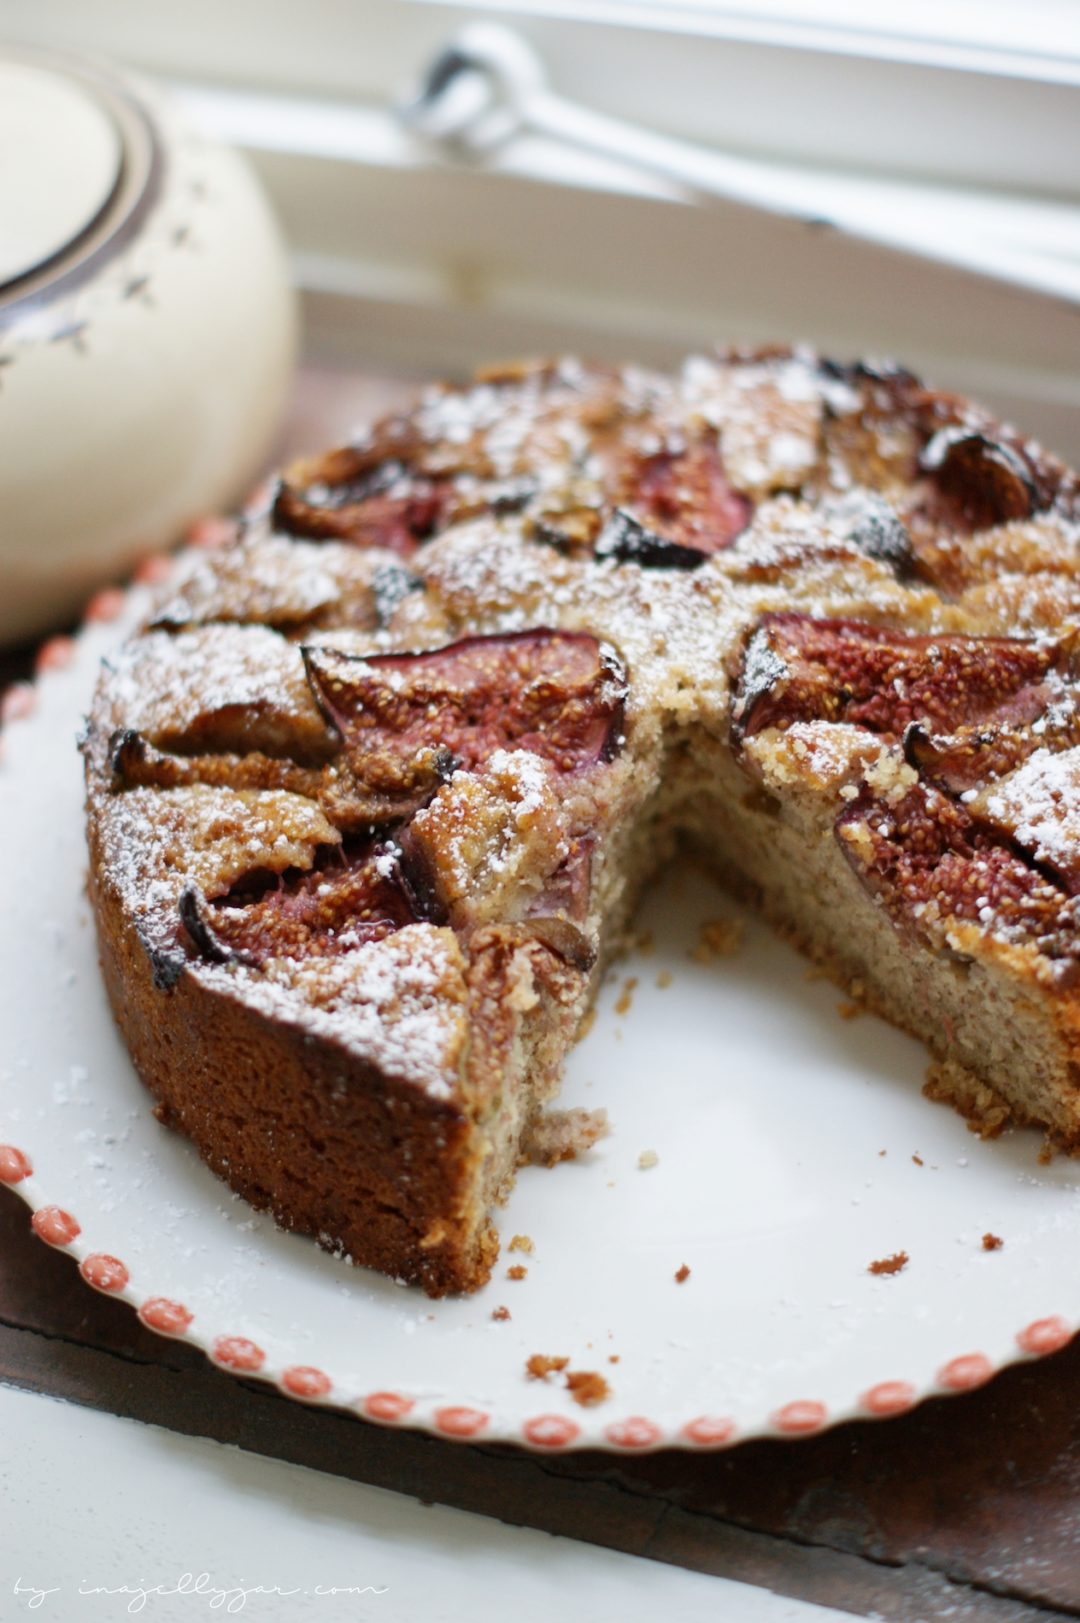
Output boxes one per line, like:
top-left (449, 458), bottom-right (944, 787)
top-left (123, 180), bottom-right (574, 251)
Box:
top-left (83, 349), bottom-right (1080, 1294)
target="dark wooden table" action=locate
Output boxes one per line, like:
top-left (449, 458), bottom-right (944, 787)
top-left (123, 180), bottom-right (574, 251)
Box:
top-left (5, 363), bottom-right (1080, 1623)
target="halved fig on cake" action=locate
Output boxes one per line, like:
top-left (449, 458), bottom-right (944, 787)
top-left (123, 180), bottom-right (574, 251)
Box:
top-left (96, 626), bottom-right (338, 766)
top-left (916, 427), bottom-right (1044, 534)
top-left (903, 685), bottom-right (1080, 796)
top-left (624, 439), bottom-right (752, 553)
top-left (733, 613), bottom-right (1064, 744)
top-left (303, 630), bottom-right (626, 794)
top-left (269, 425), bottom-right (457, 557)
top-left (537, 439), bottom-right (753, 566)
top-left (961, 746), bottom-right (1080, 896)
top-left (272, 467), bottom-right (451, 556)
top-left (593, 508), bottom-right (711, 571)
top-left (836, 781), bottom-right (1080, 970)
top-left (180, 836), bottom-right (427, 969)
top-left (107, 728), bottom-right (330, 800)
top-left (149, 534), bottom-right (386, 634)
top-left (395, 753), bottom-right (597, 968)
top-left (524, 836), bottom-right (597, 973)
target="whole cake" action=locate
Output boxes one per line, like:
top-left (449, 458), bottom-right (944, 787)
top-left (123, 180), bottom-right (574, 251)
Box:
top-left (83, 348), bottom-right (1080, 1295)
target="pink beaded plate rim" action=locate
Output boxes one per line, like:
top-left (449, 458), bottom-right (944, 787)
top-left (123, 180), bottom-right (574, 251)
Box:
top-left (2, 1145), bottom-right (1075, 1451)
top-left (0, 537), bottom-right (1077, 1453)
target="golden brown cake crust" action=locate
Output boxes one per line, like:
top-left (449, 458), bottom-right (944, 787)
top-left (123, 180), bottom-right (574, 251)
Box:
top-left (84, 346), bottom-right (1080, 1293)
top-left (86, 808), bottom-right (498, 1295)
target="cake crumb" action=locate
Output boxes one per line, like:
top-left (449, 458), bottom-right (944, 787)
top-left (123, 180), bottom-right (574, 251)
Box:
top-left (837, 1001), bottom-right (862, 1020)
top-left (526, 1354), bottom-right (568, 1381)
top-left (690, 918), bottom-right (743, 962)
top-left (521, 1106), bottom-right (609, 1166)
top-left (982, 1232), bottom-right (1004, 1252)
top-left (608, 1354), bottom-right (620, 1364)
top-left (868, 1251), bottom-right (909, 1277)
top-left (635, 929), bottom-right (655, 955)
top-left (656, 969), bottom-right (673, 990)
top-left (565, 1370), bottom-right (611, 1407)
top-left (507, 1264), bottom-right (528, 1281)
top-left (492, 1305), bottom-right (511, 1321)
top-left (509, 1233), bottom-right (534, 1255)
top-left (912, 1153), bottom-right (924, 1166)
top-left (637, 1148), bottom-right (659, 1170)
top-left (615, 976), bottom-right (638, 1016)
top-left (674, 1263), bottom-right (691, 1283)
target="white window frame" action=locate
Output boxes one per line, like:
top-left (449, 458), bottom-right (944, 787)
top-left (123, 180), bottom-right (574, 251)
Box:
top-left (9, 0), bottom-right (1080, 190)
top-left (8, 0), bottom-right (1080, 456)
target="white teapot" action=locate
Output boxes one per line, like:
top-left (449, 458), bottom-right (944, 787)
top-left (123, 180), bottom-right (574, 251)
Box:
top-left (0, 46), bottom-right (296, 643)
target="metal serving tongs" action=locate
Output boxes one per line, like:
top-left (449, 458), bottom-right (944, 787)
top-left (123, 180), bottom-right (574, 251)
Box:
top-left (402, 24), bottom-right (1080, 311)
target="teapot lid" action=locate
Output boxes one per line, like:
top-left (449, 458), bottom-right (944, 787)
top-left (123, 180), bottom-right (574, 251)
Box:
top-left (0, 60), bottom-right (125, 290)
top-left (0, 48), bottom-right (158, 314)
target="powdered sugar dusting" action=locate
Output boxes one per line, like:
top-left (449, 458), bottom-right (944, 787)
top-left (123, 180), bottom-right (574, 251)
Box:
top-left (99, 624), bottom-right (323, 747)
top-left (234, 926), bottom-right (468, 1098)
top-left (982, 747), bottom-right (1080, 877)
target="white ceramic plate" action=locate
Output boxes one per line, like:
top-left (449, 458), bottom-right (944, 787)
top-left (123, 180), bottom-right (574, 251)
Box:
top-left (3, 568), bottom-right (1079, 1454)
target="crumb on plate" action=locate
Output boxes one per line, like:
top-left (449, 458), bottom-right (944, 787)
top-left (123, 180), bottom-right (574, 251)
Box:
top-left (690, 918), bottom-right (743, 963)
top-left (565, 1370), bottom-right (611, 1407)
top-left (868, 1251), bottom-right (909, 1277)
top-left (526, 1354), bottom-right (569, 1381)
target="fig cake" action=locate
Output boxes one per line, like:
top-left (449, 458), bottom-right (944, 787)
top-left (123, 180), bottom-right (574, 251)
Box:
top-left (83, 348), bottom-right (1080, 1295)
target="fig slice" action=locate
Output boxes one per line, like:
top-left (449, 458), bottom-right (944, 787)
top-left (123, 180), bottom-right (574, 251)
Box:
top-left (525, 835), bottom-right (597, 971)
top-left (302, 631), bottom-right (627, 799)
top-left (917, 427), bottom-right (1043, 534)
top-left (902, 684), bottom-right (1080, 797)
top-left (594, 508), bottom-right (709, 571)
top-left (836, 781), bottom-right (1080, 969)
top-left (178, 886), bottom-right (257, 969)
top-left (108, 728), bottom-right (329, 800)
top-left (733, 613), bottom-right (1061, 744)
top-left (179, 838), bottom-right (428, 970)
top-left (272, 472), bottom-right (450, 557)
top-left (628, 441), bottom-right (752, 553)
top-left (964, 747), bottom-right (1080, 896)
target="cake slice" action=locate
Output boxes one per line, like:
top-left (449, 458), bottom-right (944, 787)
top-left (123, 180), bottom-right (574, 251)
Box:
top-left (84, 348), bottom-right (1080, 1294)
